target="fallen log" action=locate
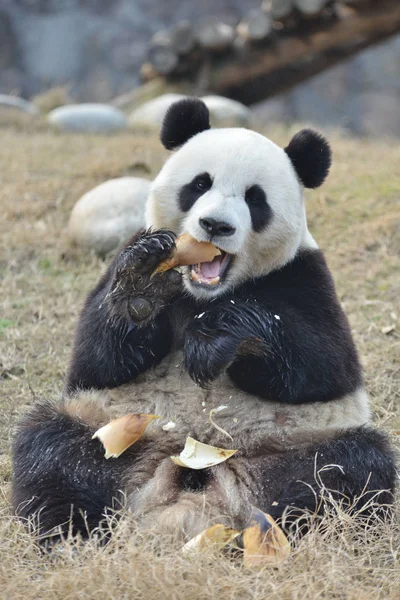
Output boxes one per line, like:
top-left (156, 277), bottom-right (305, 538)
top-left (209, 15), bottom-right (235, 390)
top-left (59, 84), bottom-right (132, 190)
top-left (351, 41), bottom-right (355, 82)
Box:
top-left (208, 0), bottom-right (400, 104)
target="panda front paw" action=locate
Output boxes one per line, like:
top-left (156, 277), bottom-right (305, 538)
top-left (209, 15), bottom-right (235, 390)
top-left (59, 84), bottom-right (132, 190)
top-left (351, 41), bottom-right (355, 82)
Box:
top-left (110, 229), bottom-right (182, 323)
top-left (117, 229), bottom-right (177, 276)
top-left (184, 327), bottom-right (240, 387)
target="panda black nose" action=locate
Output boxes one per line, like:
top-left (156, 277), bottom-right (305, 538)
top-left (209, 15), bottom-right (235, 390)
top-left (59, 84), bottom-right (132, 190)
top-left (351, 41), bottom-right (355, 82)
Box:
top-left (199, 218), bottom-right (236, 237)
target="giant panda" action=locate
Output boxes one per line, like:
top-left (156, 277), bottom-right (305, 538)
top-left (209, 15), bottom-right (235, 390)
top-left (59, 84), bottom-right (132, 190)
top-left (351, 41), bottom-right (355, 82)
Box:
top-left (12, 98), bottom-right (396, 544)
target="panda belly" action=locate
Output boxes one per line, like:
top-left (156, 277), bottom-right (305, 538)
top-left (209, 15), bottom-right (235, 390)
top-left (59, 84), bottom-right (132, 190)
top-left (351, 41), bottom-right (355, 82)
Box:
top-left (106, 349), bottom-right (370, 452)
top-left (75, 349), bottom-right (370, 538)
top-left (107, 349), bottom-right (266, 448)
top-left (60, 348), bottom-right (370, 539)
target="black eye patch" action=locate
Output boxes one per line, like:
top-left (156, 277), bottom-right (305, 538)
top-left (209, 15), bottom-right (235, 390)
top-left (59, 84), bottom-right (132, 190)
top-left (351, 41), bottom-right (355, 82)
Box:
top-left (178, 172), bottom-right (213, 212)
top-left (245, 185), bottom-right (271, 232)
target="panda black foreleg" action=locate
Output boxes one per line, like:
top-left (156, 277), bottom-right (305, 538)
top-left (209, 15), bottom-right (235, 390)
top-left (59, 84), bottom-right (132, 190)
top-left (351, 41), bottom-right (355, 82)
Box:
top-left (185, 299), bottom-right (361, 405)
top-left (66, 229), bottom-right (182, 392)
top-left (184, 327), bottom-right (241, 387)
top-left (264, 427), bottom-right (397, 532)
top-left (184, 302), bottom-right (275, 388)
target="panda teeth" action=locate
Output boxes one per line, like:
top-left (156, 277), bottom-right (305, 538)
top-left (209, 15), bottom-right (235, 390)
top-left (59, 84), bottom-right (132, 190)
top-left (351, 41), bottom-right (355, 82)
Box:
top-left (190, 267), bottom-right (220, 286)
top-left (208, 277), bottom-right (220, 286)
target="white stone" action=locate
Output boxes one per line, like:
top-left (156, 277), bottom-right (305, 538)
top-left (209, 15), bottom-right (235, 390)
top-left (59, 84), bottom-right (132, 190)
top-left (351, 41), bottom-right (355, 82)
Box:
top-left (128, 93), bottom-right (186, 130)
top-left (48, 104), bottom-right (128, 133)
top-left (128, 93), bottom-right (252, 131)
top-left (202, 95), bottom-right (253, 127)
top-left (0, 94), bottom-right (39, 115)
top-left (68, 177), bottom-right (150, 256)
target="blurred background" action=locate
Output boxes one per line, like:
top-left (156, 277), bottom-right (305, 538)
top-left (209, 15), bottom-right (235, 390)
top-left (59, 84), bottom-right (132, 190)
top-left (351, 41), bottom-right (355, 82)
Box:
top-left (0, 0), bottom-right (399, 136)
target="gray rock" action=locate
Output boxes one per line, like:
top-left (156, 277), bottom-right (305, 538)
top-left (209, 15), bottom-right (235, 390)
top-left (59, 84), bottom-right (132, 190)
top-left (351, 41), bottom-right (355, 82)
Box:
top-left (0, 94), bottom-right (39, 115)
top-left (0, 69), bottom-right (25, 96)
top-left (129, 93), bottom-right (252, 131)
top-left (359, 91), bottom-right (400, 137)
top-left (15, 12), bottom-right (87, 84)
top-left (0, 9), bottom-right (18, 69)
top-left (48, 104), bottom-right (128, 133)
top-left (1, 1), bottom-right (254, 100)
top-left (68, 177), bottom-right (150, 256)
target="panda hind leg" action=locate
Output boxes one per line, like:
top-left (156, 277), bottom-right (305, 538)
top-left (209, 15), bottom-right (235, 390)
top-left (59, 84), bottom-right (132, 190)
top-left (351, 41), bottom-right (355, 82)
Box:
top-left (12, 397), bottom-right (131, 543)
top-left (265, 427), bottom-right (397, 533)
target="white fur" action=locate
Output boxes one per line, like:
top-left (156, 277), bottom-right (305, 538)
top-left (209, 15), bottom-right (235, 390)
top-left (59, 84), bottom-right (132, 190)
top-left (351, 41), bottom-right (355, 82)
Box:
top-left (97, 350), bottom-right (371, 450)
top-left (146, 128), bottom-right (315, 299)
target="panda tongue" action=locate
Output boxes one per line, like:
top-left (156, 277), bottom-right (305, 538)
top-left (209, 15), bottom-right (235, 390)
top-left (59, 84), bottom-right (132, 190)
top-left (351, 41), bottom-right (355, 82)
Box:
top-left (200, 255), bottom-right (222, 279)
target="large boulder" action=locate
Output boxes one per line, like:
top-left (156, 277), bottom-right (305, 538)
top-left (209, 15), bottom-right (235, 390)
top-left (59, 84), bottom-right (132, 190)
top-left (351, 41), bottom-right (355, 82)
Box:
top-left (68, 177), bottom-right (150, 256)
top-left (48, 103), bottom-right (128, 133)
top-left (128, 93), bottom-right (252, 130)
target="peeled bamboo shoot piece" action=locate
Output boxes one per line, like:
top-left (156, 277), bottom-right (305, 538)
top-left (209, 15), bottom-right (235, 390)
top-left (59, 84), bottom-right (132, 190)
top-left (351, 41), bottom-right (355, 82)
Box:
top-left (93, 413), bottom-right (159, 459)
top-left (171, 436), bottom-right (237, 470)
top-left (242, 507), bottom-right (290, 567)
top-left (182, 524), bottom-right (240, 554)
top-left (154, 233), bottom-right (221, 274)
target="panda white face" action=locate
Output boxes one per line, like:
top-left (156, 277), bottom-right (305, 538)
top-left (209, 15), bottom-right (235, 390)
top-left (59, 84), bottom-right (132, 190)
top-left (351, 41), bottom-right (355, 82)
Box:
top-left (146, 99), bottom-right (330, 300)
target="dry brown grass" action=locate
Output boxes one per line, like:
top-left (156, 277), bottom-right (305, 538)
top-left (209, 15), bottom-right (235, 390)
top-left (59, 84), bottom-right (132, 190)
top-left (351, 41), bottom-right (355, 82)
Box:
top-left (0, 120), bottom-right (399, 599)
top-left (32, 86), bottom-right (72, 114)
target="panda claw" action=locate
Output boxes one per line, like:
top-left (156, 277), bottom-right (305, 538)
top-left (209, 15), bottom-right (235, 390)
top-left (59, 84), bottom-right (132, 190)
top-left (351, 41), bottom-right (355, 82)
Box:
top-left (153, 239), bottom-right (164, 251)
top-left (111, 229), bottom-right (182, 322)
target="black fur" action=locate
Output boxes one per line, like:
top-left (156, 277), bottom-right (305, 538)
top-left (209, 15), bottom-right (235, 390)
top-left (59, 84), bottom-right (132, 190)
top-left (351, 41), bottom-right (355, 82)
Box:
top-left (264, 427), bottom-right (397, 529)
top-left (67, 234), bottom-right (362, 403)
top-left (178, 172), bottom-right (213, 212)
top-left (245, 184), bottom-right (272, 232)
top-left (160, 98), bottom-right (210, 150)
top-left (285, 129), bottom-right (331, 189)
top-left (185, 249), bottom-right (362, 403)
top-left (66, 228), bottom-right (363, 402)
top-left (178, 468), bottom-right (210, 493)
top-left (12, 402), bottom-right (129, 540)
top-left (12, 407), bottom-right (396, 540)
top-left (66, 229), bottom-right (184, 393)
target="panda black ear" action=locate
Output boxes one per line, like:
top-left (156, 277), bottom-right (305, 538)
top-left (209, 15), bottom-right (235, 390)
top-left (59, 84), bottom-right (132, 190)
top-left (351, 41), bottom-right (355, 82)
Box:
top-left (160, 98), bottom-right (210, 150)
top-left (285, 129), bottom-right (332, 189)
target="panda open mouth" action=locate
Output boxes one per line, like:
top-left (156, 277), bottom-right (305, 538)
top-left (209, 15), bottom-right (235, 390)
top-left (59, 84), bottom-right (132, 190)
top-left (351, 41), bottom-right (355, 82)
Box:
top-left (190, 251), bottom-right (232, 287)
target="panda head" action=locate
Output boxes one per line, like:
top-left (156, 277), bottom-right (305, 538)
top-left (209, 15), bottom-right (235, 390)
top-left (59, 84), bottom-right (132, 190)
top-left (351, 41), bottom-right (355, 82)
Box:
top-left (147, 98), bottom-right (331, 300)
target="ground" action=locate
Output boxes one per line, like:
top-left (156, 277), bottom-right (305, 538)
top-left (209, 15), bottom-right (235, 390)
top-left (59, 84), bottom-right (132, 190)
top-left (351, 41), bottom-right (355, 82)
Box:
top-left (0, 117), bottom-right (399, 599)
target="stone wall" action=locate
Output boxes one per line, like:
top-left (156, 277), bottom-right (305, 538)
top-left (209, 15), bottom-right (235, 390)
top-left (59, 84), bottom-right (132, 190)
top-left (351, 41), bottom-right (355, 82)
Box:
top-left (0, 0), bottom-right (255, 100)
top-left (254, 34), bottom-right (400, 137)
